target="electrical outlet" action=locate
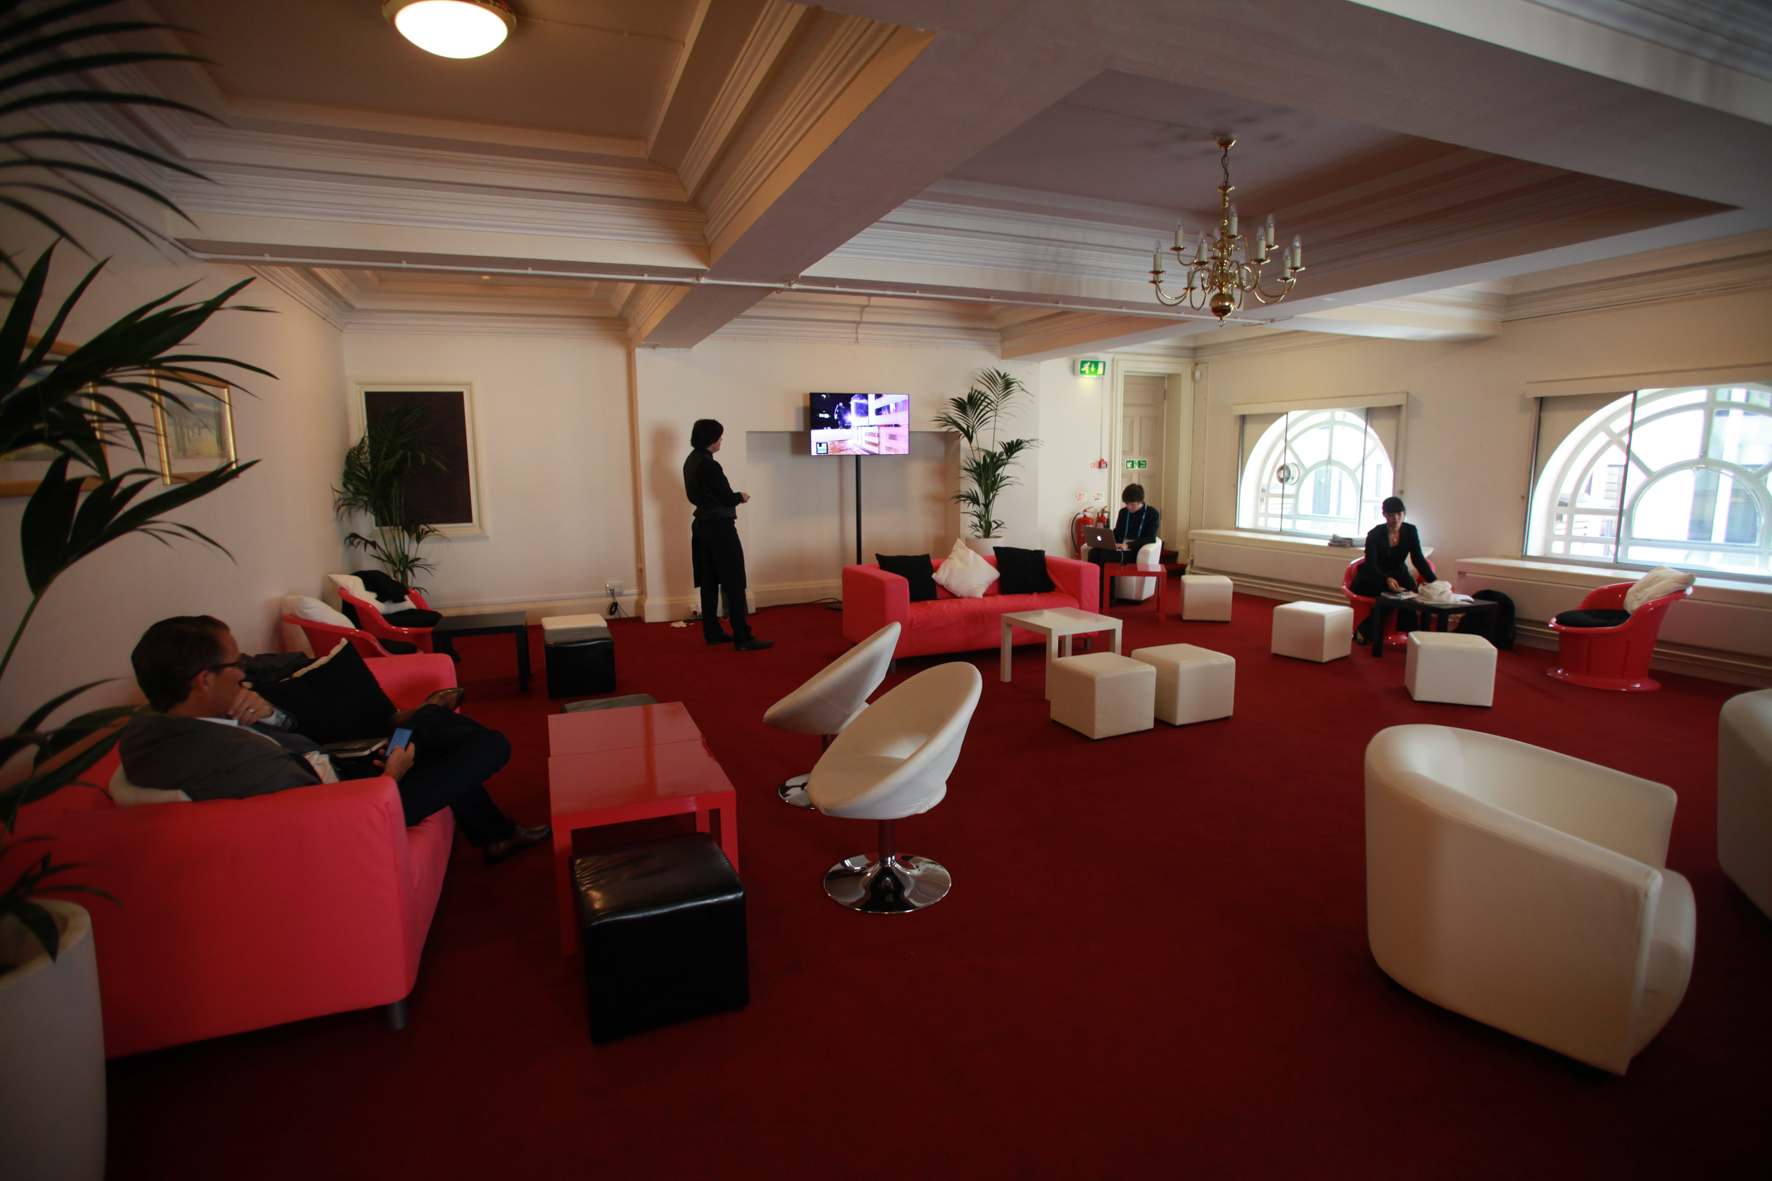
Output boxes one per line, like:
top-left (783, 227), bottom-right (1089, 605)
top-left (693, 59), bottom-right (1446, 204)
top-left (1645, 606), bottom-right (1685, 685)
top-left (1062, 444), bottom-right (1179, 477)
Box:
top-left (605, 582), bottom-right (623, 598)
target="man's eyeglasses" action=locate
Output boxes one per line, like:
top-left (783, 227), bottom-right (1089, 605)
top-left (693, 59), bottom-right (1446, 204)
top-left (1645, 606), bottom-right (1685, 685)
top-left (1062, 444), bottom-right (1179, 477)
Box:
top-left (206, 660), bottom-right (244, 673)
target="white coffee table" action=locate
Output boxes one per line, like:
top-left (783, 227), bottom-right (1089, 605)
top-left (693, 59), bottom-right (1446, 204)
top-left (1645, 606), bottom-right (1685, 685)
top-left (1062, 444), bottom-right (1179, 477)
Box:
top-left (1000, 608), bottom-right (1123, 699)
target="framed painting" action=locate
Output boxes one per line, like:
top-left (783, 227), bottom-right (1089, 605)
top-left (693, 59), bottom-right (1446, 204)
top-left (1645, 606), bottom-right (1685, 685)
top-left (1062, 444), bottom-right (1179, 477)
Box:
top-left (152, 373), bottom-right (236, 484)
top-left (0, 338), bottom-right (93, 497)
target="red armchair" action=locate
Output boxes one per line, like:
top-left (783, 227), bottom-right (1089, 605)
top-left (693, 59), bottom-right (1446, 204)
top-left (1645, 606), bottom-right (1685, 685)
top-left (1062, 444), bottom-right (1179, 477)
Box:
top-left (282, 611), bottom-right (398, 659)
top-left (14, 654), bottom-right (459, 1057)
top-left (336, 585), bottom-right (435, 654)
top-left (1547, 582), bottom-right (1693, 692)
top-left (843, 554), bottom-right (1098, 659)
top-left (1342, 556), bottom-right (1436, 649)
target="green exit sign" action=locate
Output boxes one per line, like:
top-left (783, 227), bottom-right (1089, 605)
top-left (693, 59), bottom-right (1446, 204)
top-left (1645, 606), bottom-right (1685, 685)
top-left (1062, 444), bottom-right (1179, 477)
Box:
top-left (1075, 358), bottom-right (1106, 377)
top-left (1124, 458), bottom-right (1147, 469)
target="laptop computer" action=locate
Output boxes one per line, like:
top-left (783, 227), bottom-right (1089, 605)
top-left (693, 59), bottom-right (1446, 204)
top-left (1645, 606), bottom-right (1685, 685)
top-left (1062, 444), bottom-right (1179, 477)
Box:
top-left (1079, 525), bottom-right (1120, 550)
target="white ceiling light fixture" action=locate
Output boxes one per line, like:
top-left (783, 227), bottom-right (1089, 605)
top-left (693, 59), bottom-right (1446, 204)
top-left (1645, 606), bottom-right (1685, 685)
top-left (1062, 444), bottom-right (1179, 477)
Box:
top-left (383, 0), bottom-right (516, 59)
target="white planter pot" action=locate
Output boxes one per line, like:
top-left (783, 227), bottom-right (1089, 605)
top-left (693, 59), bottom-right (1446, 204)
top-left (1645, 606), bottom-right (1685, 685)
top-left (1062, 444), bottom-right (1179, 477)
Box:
top-left (962, 537), bottom-right (1004, 557)
top-left (0, 901), bottom-right (106, 1181)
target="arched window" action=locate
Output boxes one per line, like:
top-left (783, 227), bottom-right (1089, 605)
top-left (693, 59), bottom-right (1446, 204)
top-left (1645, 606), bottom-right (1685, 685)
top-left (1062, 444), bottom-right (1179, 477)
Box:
top-left (1527, 384), bottom-right (1772, 575)
top-left (1236, 408), bottom-right (1394, 539)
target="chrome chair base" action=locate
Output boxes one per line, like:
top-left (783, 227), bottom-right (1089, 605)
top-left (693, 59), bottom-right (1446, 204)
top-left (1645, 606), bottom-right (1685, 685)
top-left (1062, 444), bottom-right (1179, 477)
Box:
top-left (822, 853), bottom-right (950, 913)
top-left (778, 774), bottom-right (812, 808)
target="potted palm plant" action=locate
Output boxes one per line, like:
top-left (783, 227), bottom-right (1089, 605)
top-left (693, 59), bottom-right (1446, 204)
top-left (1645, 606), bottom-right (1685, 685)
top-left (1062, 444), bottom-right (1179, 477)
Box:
top-left (932, 368), bottom-right (1038, 554)
top-left (333, 405), bottom-right (447, 591)
top-left (0, 6), bottom-right (272, 1177)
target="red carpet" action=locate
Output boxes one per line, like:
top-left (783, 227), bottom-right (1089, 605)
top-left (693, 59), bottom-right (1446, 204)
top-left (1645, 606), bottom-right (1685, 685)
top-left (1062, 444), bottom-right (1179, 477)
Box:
top-left (107, 594), bottom-right (1771, 1178)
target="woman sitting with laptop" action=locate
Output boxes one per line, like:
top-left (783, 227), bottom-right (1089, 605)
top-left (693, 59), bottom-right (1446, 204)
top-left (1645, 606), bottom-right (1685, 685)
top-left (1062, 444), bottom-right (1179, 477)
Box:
top-left (1087, 485), bottom-right (1161, 599)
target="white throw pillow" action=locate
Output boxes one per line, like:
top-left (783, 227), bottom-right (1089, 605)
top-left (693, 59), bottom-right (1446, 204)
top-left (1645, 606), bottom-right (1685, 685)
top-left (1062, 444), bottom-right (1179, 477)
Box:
top-left (286, 594), bottom-right (354, 629)
top-left (327, 572), bottom-right (368, 601)
top-left (1624, 566), bottom-right (1695, 613)
top-left (109, 766), bottom-right (190, 806)
top-left (932, 539), bottom-right (998, 599)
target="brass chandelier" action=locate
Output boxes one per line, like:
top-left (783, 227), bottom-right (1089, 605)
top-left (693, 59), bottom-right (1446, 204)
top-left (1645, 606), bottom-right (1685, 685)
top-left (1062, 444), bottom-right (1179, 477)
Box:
top-left (1151, 137), bottom-right (1303, 320)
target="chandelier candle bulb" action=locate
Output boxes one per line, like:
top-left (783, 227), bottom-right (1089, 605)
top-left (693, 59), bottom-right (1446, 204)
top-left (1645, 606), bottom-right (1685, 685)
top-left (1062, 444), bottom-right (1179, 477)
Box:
top-left (1292, 237), bottom-right (1303, 268)
top-left (1228, 205), bottom-right (1238, 237)
top-left (1266, 216), bottom-right (1276, 248)
top-left (1152, 246), bottom-right (1164, 274)
top-left (1175, 225), bottom-right (1185, 249)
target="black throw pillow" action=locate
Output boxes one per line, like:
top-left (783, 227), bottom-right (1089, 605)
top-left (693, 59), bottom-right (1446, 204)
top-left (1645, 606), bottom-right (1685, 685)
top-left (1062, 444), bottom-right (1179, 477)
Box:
top-left (875, 553), bottom-right (938, 602)
top-left (1554, 608), bottom-right (1631, 629)
top-left (994, 546), bottom-right (1056, 595)
top-left (255, 640), bottom-right (398, 744)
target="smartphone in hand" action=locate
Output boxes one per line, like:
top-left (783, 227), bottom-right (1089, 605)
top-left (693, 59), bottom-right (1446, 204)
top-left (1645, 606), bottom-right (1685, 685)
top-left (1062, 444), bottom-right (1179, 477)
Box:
top-left (389, 726), bottom-right (414, 751)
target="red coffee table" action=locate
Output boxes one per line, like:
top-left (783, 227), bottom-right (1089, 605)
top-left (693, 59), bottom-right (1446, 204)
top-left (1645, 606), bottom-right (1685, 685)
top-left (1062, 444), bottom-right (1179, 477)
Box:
top-left (1099, 562), bottom-right (1169, 622)
top-left (548, 704), bottom-right (739, 954)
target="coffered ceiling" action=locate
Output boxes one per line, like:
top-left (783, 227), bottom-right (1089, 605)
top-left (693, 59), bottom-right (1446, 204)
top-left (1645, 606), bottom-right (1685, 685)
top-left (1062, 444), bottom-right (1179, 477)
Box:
top-left (54, 0), bottom-right (1772, 356)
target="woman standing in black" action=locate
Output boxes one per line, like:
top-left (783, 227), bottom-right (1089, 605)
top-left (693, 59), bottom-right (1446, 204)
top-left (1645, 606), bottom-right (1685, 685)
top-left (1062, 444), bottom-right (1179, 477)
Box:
top-left (1352, 496), bottom-right (1432, 644)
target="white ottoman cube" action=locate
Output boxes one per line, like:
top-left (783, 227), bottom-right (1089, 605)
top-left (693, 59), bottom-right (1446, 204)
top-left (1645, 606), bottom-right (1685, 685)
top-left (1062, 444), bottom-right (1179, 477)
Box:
top-left (1130, 644), bottom-right (1234, 726)
top-left (1179, 574), bottom-right (1233, 621)
top-left (1272, 601), bottom-right (1354, 663)
top-left (541, 613), bottom-right (609, 645)
top-left (1049, 652), bottom-right (1156, 740)
top-left (1404, 631), bottom-right (1496, 706)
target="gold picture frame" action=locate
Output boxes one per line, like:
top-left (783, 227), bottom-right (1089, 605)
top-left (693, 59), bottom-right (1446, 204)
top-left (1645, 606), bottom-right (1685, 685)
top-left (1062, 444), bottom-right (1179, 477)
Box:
top-left (151, 372), bottom-right (236, 484)
top-left (0, 338), bottom-right (91, 497)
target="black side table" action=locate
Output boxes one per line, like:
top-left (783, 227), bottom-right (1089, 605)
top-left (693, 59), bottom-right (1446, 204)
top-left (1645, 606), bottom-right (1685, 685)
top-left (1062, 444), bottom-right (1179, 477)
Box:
top-left (1369, 595), bottom-right (1500, 658)
top-left (433, 610), bottom-right (531, 691)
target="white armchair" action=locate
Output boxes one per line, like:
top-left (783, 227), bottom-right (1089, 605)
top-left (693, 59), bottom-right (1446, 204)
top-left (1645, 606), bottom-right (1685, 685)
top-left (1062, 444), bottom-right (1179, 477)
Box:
top-left (807, 661), bottom-right (982, 913)
top-left (1719, 688), bottom-right (1772, 918)
top-left (1113, 537), bottom-right (1163, 602)
top-left (762, 622), bottom-right (900, 808)
top-left (1365, 725), bottom-right (1694, 1074)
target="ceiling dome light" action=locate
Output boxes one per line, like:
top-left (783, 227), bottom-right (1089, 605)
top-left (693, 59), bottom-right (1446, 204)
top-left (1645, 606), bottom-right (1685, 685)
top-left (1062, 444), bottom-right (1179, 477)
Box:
top-left (383, 0), bottom-right (515, 59)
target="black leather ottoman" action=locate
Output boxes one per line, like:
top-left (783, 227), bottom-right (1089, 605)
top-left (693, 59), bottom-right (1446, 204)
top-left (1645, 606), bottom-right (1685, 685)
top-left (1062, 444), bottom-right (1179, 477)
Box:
top-left (572, 833), bottom-right (748, 1044)
top-left (546, 637), bottom-right (616, 698)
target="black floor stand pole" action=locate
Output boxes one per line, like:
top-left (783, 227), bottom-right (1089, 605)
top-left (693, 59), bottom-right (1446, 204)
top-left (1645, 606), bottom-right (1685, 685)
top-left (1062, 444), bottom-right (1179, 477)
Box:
top-left (854, 454), bottom-right (863, 567)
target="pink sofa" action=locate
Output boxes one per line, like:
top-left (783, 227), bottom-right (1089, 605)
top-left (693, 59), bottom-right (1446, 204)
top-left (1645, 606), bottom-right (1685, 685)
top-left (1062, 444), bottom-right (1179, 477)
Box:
top-left (14, 654), bottom-right (458, 1057)
top-left (843, 553), bottom-right (1100, 659)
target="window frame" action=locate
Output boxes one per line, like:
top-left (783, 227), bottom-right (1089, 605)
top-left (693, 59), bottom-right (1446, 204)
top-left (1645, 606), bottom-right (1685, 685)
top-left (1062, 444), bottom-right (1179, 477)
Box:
top-left (1522, 383), bottom-right (1772, 582)
top-left (1235, 404), bottom-right (1400, 542)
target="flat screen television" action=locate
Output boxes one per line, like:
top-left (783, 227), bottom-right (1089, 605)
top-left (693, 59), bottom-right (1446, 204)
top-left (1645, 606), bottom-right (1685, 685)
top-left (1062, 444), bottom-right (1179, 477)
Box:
top-left (810, 392), bottom-right (910, 455)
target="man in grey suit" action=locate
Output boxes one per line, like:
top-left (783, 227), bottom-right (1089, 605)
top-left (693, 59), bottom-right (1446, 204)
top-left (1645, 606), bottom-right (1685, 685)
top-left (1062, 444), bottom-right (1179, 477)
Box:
top-left (119, 616), bottom-right (549, 865)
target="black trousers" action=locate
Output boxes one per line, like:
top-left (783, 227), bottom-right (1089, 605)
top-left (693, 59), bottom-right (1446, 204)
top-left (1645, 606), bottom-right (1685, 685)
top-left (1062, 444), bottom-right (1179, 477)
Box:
top-left (1352, 568), bottom-right (1418, 638)
top-left (692, 518), bottom-right (752, 643)
top-left (343, 705), bottom-right (515, 846)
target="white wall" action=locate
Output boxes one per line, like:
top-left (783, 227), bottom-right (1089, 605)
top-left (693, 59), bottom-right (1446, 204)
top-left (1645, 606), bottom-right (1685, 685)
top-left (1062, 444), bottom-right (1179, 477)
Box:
top-left (0, 221), bottom-right (349, 728)
top-left (1192, 285), bottom-right (1772, 574)
top-left (634, 339), bottom-right (1038, 618)
top-left (339, 332), bottom-right (637, 612)
top-left (1035, 361), bottom-right (1113, 556)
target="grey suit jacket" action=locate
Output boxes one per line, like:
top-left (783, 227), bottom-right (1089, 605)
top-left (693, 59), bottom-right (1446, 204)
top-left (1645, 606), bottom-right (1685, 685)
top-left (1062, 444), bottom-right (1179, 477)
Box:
top-left (119, 713), bottom-right (323, 801)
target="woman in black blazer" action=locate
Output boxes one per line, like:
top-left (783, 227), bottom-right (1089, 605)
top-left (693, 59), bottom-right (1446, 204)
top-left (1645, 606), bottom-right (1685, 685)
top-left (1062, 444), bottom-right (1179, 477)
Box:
top-left (1352, 496), bottom-right (1431, 643)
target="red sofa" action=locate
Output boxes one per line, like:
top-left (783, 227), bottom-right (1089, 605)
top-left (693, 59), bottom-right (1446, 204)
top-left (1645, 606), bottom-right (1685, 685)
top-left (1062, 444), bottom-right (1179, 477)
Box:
top-left (14, 654), bottom-right (458, 1057)
top-left (843, 553), bottom-right (1100, 659)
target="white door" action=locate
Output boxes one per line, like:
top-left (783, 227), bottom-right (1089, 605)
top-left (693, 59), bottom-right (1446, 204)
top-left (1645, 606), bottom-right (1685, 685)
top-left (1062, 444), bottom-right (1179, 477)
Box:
top-left (1117, 375), bottom-right (1167, 597)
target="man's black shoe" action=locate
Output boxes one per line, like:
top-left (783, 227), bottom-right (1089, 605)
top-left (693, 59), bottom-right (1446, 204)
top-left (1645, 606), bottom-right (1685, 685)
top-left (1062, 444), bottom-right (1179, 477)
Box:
top-left (706, 632), bottom-right (733, 645)
top-left (484, 823), bottom-right (551, 866)
top-left (733, 638), bottom-right (774, 651)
